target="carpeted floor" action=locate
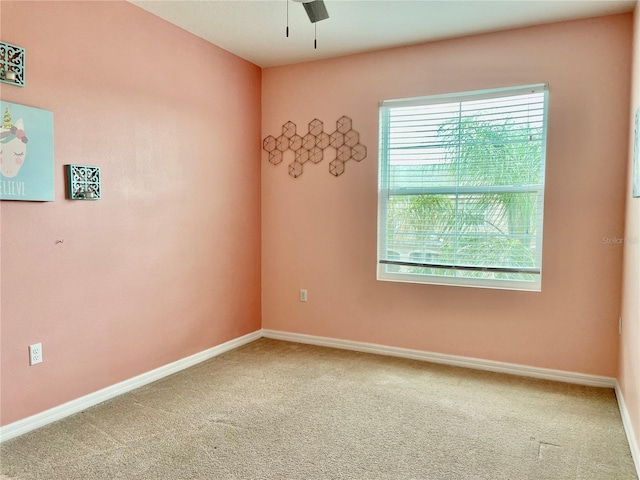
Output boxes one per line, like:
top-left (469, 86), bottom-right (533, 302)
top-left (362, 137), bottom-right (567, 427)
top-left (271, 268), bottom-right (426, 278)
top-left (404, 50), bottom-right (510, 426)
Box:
top-left (0, 338), bottom-right (637, 479)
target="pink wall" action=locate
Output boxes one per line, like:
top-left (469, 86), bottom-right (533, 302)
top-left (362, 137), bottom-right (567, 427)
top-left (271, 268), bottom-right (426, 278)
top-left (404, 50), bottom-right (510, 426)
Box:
top-left (0, 0), bottom-right (634, 433)
top-left (262, 14), bottom-right (632, 376)
top-left (0, 1), bottom-right (262, 426)
top-left (619, 1), bottom-right (640, 457)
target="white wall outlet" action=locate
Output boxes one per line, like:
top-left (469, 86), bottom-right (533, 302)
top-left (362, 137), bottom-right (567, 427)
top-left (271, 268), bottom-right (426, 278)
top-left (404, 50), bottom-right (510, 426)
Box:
top-left (29, 343), bottom-right (42, 365)
top-left (299, 289), bottom-right (308, 302)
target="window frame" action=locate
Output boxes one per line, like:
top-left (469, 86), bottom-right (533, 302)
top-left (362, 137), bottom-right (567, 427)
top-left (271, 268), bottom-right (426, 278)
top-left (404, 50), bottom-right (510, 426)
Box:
top-left (377, 84), bottom-right (549, 291)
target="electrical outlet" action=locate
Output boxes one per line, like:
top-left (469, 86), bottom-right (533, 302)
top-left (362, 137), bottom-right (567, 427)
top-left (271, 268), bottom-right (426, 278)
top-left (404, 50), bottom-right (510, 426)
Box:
top-left (300, 289), bottom-right (308, 302)
top-left (29, 343), bottom-right (42, 365)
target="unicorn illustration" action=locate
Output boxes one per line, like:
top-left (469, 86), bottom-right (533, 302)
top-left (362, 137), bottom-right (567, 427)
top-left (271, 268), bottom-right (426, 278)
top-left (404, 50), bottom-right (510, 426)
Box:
top-left (1, 107), bottom-right (28, 178)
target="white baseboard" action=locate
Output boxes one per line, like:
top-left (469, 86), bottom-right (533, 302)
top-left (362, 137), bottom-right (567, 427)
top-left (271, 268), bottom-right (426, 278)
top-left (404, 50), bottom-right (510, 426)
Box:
top-left (615, 382), bottom-right (640, 477)
top-left (0, 328), bottom-right (622, 445)
top-left (262, 329), bottom-right (617, 388)
top-left (0, 330), bottom-right (262, 443)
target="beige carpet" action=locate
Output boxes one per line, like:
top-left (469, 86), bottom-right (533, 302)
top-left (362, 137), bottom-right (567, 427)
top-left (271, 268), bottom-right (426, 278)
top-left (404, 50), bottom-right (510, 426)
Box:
top-left (0, 338), bottom-right (637, 479)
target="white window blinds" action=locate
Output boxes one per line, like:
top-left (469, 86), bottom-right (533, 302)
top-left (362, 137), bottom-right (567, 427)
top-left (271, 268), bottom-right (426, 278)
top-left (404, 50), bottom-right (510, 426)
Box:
top-left (377, 84), bottom-right (548, 291)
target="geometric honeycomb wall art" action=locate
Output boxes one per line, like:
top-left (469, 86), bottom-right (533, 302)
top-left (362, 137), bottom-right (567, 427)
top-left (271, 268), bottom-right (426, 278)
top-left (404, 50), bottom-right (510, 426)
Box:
top-left (263, 116), bottom-right (367, 178)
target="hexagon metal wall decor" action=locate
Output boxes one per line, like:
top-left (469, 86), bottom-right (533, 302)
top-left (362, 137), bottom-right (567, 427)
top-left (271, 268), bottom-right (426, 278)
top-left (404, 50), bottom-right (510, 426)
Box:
top-left (262, 116), bottom-right (367, 178)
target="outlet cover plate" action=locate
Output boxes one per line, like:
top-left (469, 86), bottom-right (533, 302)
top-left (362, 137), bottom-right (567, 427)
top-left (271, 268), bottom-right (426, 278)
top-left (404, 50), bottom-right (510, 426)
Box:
top-left (29, 343), bottom-right (42, 365)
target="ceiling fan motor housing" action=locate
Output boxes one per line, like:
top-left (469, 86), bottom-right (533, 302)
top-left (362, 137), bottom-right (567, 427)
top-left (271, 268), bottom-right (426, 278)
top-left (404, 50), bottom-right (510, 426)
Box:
top-left (294, 0), bottom-right (329, 23)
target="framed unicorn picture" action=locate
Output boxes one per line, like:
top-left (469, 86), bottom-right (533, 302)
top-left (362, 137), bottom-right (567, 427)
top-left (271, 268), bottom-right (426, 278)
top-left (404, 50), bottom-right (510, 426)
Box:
top-left (0, 101), bottom-right (54, 201)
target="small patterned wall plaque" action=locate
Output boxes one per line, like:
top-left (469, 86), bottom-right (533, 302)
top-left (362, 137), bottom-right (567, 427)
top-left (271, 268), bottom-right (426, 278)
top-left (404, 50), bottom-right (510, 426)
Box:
top-left (67, 165), bottom-right (101, 200)
top-left (0, 41), bottom-right (25, 87)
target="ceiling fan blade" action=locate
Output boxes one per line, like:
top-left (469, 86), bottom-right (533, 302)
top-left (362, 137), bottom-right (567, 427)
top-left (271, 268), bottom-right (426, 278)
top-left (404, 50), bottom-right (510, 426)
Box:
top-left (302, 0), bottom-right (329, 23)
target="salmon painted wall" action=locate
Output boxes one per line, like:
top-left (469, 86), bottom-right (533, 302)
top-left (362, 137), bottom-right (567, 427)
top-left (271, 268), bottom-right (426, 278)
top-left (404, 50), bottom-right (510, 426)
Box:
top-left (0, 1), bottom-right (261, 426)
top-left (262, 14), bottom-right (632, 376)
top-left (619, 1), bottom-right (640, 458)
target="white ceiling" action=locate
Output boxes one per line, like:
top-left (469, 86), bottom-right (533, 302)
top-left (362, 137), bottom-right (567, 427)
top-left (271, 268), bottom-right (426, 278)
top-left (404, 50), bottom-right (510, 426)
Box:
top-left (129, 0), bottom-right (636, 68)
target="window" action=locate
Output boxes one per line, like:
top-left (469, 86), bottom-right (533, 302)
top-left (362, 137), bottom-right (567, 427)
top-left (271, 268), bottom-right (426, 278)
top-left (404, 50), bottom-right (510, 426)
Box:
top-left (377, 84), bottom-right (548, 291)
